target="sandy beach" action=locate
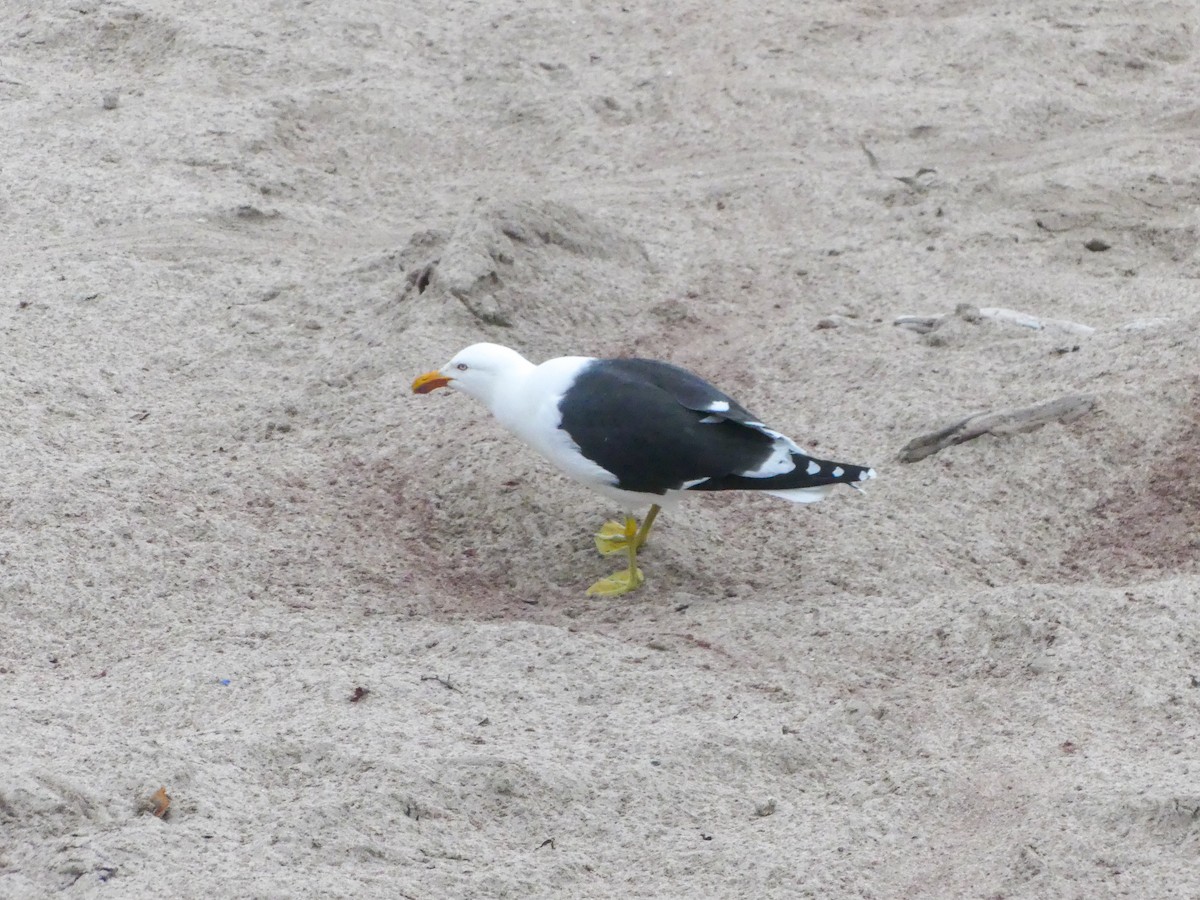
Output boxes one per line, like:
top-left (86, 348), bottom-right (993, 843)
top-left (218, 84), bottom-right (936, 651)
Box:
top-left (3, 1), bottom-right (1200, 896)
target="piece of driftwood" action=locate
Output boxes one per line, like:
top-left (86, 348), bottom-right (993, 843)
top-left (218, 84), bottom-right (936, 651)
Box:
top-left (894, 314), bottom-right (942, 334)
top-left (893, 306), bottom-right (1094, 336)
top-left (899, 394), bottom-right (1097, 463)
top-left (978, 307), bottom-right (1096, 336)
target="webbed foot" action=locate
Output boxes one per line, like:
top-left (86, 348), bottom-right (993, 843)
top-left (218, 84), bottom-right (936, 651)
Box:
top-left (594, 520), bottom-right (631, 556)
top-left (593, 504), bottom-right (662, 556)
top-left (586, 566), bottom-right (645, 596)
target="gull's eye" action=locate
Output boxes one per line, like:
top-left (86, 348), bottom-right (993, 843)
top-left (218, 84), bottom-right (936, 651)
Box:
top-left (456, 363), bottom-right (469, 371)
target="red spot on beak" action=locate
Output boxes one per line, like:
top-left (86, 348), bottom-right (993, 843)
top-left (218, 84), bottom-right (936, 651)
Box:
top-left (412, 371), bottom-right (452, 394)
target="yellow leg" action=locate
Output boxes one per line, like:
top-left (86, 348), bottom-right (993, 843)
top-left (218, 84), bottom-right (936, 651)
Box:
top-left (586, 516), bottom-right (646, 596)
top-left (634, 504), bottom-right (660, 550)
top-left (594, 504), bottom-right (661, 556)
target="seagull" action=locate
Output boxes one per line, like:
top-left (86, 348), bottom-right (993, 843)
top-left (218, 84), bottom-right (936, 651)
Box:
top-left (412, 343), bottom-right (875, 596)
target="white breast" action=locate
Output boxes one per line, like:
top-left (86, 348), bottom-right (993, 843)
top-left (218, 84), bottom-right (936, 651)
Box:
top-left (489, 357), bottom-right (621, 490)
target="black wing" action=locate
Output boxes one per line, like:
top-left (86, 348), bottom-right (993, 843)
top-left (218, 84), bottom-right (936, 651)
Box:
top-left (557, 358), bottom-right (776, 494)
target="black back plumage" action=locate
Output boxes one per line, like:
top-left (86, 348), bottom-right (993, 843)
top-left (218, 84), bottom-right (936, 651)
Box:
top-left (557, 358), bottom-right (872, 495)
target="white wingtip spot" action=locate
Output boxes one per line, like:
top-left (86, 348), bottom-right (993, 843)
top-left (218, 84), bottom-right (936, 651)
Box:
top-left (707, 400), bottom-right (730, 413)
top-left (832, 466), bottom-right (844, 478)
top-left (861, 468), bottom-right (876, 480)
top-left (806, 459), bottom-right (820, 475)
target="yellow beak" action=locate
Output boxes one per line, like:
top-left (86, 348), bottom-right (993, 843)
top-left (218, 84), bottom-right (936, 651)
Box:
top-left (412, 370), bottom-right (452, 394)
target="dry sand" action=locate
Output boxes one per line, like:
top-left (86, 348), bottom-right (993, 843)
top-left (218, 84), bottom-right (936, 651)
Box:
top-left (3, 1), bottom-right (1200, 897)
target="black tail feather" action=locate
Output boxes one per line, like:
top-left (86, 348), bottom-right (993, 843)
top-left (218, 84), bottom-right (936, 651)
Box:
top-left (687, 454), bottom-right (875, 493)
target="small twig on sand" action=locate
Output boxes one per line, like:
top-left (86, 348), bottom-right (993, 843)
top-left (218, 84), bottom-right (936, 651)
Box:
top-left (860, 141), bottom-right (882, 172)
top-left (899, 394), bottom-right (1096, 463)
top-left (420, 674), bottom-right (461, 692)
